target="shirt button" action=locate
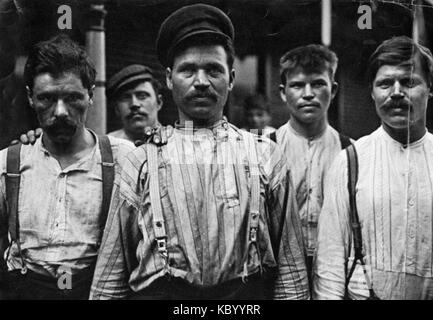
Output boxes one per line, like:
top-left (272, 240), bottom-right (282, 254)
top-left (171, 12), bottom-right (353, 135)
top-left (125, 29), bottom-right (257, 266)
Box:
top-left (409, 199), bottom-right (414, 206)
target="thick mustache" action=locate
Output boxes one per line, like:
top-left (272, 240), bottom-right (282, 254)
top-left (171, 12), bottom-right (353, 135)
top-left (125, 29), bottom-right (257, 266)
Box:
top-left (126, 111), bottom-right (148, 120)
top-left (47, 118), bottom-right (76, 129)
top-left (383, 100), bottom-right (411, 110)
top-left (186, 92), bottom-right (217, 101)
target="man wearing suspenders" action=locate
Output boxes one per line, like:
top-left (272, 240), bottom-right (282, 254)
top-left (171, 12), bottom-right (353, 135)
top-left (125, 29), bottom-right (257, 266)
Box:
top-left (272, 45), bottom-right (352, 279)
top-left (314, 36), bottom-right (433, 299)
top-left (90, 4), bottom-right (309, 300)
top-left (0, 35), bottom-right (134, 299)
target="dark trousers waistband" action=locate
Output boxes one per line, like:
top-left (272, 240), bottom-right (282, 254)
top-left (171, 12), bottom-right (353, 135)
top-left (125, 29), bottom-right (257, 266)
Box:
top-left (1, 267), bottom-right (95, 300)
top-left (131, 273), bottom-right (269, 300)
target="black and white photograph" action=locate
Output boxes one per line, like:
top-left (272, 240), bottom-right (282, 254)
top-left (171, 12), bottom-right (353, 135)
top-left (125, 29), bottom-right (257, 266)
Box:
top-left (0, 0), bottom-right (433, 309)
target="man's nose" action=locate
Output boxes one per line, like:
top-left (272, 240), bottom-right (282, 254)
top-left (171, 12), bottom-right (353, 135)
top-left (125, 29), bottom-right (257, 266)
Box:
top-left (391, 81), bottom-right (404, 99)
top-left (194, 70), bottom-right (210, 88)
top-left (54, 99), bottom-right (68, 117)
top-left (131, 94), bottom-right (141, 108)
top-left (303, 84), bottom-right (314, 99)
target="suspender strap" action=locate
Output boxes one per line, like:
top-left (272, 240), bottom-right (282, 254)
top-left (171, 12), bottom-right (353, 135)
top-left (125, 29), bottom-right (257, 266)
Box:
top-left (6, 143), bottom-right (27, 273)
top-left (241, 132), bottom-right (262, 281)
top-left (98, 135), bottom-right (115, 236)
top-left (339, 133), bottom-right (352, 150)
top-left (6, 143), bottom-right (22, 243)
top-left (345, 144), bottom-right (378, 299)
top-left (146, 144), bottom-right (168, 265)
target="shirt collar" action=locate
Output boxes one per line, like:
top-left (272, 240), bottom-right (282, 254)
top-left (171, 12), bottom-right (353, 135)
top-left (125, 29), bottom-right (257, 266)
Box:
top-left (287, 121), bottom-right (328, 141)
top-left (379, 125), bottom-right (427, 149)
top-left (37, 129), bottom-right (99, 172)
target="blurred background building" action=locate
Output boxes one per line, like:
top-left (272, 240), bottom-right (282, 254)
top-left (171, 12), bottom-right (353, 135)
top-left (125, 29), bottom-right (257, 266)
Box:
top-left (0, 0), bottom-right (432, 149)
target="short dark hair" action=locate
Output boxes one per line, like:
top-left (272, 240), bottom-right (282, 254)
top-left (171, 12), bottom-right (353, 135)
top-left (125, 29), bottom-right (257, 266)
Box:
top-left (243, 94), bottom-right (270, 113)
top-left (168, 33), bottom-right (235, 70)
top-left (367, 36), bottom-right (433, 87)
top-left (24, 34), bottom-right (96, 91)
top-left (280, 44), bottom-right (338, 86)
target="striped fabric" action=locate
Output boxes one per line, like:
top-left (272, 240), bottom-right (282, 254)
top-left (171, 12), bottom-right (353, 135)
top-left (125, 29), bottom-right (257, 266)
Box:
top-left (90, 120), bottom-right (309, 299)
top-left (276, 122), bottom-right (348, 257)
top-left (314, 126), bottom-right (433, 300)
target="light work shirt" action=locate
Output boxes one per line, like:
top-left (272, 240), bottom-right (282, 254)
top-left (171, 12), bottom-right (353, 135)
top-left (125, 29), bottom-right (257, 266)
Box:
top-left (276, 122), bottom-right (347, 256)
top-left (0, 132), bottom-right (134, 278)
top-left (314, 126), bottom-right (433, 300)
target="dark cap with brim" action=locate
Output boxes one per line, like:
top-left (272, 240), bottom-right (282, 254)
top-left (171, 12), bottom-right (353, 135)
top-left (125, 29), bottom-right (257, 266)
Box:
top-left (107, 64), bottom-right (155, 98)
top-left (156, 4), bottom-right (234, 67)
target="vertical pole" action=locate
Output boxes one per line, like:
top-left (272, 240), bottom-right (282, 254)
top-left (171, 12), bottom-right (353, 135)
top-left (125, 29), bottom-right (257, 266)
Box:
top-left (85, 3), bottom-right (107, 134)
top-left (412, 0), bottom-right (425, 45)
top-left (321, 0), bottom-right (332, 47)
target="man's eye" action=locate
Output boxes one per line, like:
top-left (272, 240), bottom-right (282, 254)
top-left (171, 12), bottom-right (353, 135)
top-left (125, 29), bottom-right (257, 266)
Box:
top-left (65, 94), bottom-right (83, 102)
top-left (37, 95), bottom-right (55, 103)
top-left (289, 83), bottom-right (303, 89)
top-left (402, 79), bottom-right (416, 88)
top-left (312, 81), bottom-right (327, 87)
top-left (208, 68), bottom-right (223, 76)
top-left (376, 80), bottom-right (392, 88)
top-left (135, 93), bottom-right (149, 100)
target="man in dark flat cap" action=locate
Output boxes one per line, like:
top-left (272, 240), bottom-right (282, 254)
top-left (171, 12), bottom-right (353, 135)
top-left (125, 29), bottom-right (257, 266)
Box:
top-left (107, 65), bottom-right (163, 144)
top-left (90, 3), bottom-right (309, 300)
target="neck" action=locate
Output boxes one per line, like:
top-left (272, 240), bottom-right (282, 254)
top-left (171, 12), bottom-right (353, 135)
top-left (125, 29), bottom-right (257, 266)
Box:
top-left (382, 122), bottom-right (426, 145)
top-left (42, 127), bottom-right (94, 157)
top-left (178, 114), bottom-right (223, 128)
top-left (125, 119), bottom-right (160, 142)
top-left (289, 117), bottom-right (328, 139)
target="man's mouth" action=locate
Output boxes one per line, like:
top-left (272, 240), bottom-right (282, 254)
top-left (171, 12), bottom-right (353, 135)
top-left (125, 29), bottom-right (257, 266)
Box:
top-left (298, 103), bottom-right (320, 109)
top-left (128, 113), bottom-right (148, 121)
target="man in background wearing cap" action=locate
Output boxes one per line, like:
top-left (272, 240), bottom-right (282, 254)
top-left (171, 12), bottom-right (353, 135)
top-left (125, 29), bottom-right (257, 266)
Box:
top-left (106, 65), bottom-right (163, 144)
top-left (314, 36), bottom-right (433, 299)
top-left (90, 3), bottom-right (309, 300)
top-left (274, 45), bottom-right (352, 282)
top-left (242, 93), bottom-right (276, 136)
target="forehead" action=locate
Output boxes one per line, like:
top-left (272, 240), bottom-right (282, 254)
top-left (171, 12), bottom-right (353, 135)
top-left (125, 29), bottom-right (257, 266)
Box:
top-left (125, 81), bottom-right (156, 94)
top-left (374, 64), bottom-right (427, 81)
top-left (285, 67), bottom-right (331, 82)
top-left (32, 72), bottom-right (86, 92)
top-left (173, 45), bottom-right (229, 67)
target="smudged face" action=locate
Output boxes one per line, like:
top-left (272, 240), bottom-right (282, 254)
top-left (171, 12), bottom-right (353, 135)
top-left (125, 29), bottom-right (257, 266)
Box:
top-left (29, 72), bottom-right (92, 145)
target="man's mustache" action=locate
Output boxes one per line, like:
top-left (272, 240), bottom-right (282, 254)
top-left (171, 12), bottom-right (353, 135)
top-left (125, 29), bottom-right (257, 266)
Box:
top-left (383, 99), bottom-right (412, 110)
top-left (186, 91), bottom-right (217, 101)
top-left (126, 111), bottom-right (148, 120)
top-left (44, 118), bottom-right (77, 134)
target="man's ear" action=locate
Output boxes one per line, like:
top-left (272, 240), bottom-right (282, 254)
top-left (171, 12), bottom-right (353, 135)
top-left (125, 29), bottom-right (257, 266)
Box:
top-left (331, 82), bottom-right (339, 99)
top-left (228, 69), bottom-right (235, 91)
top-left (156, 94), bottom-right (163, 111)
top-left (279, 84), bottom-right (287, 103)
top-left (26, 86), bottom-right (34, 108)
top-left (166, 67), bottom-right (173, 90)
top-left (88, 85), bottom-right (95, 104)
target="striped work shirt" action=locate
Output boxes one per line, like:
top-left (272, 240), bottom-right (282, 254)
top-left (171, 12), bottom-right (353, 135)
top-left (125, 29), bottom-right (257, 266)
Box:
top-left (90, 120), bottom-right (309, 299)
top-left (314, 126), bottom-right (433, 300)
top-left (0, 132), bottom-right (134, 278)
top-left (276, 122), bottom-right (347, 257)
